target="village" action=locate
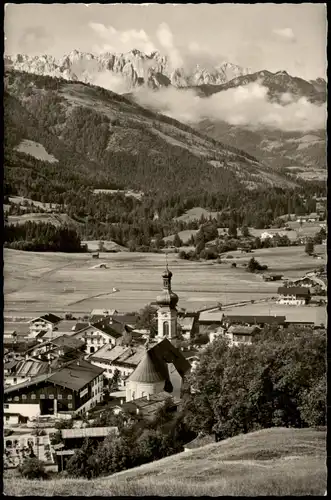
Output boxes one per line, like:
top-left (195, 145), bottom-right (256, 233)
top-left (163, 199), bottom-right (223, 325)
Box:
top-left (3, 259), bottom-right (327, 473)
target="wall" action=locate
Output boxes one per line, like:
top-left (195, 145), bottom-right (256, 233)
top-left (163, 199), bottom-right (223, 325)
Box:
top-left (126, 380), bottom-right (165, 402)
top-left (4, 403), bottom-right (40, 419)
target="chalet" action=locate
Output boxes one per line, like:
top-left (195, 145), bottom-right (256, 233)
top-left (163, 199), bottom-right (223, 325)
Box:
top-left (72, 319), bottom-right (124, 354)
top-left (4, 359), bottom-right (105, 420)
top-left (222, 314), bottom-right (286, 328)
top-left (226, 325), bottom-right (260, 346)
top-left (28, 314), bottom-right (62, 340)
top-left (277, 286), bottom-right (311, 305)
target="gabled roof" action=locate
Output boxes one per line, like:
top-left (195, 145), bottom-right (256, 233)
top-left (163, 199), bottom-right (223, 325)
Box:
top-left (224, 314), bottom-right (286, 325)
top-left (278, 286), bottom-right (310, 296)
top-left (29, 313), bottom-right (62, 325)
top-left (48, 359), bottom-right (104, 391)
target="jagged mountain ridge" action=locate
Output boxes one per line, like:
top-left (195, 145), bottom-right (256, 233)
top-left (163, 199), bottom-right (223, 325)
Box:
top-left (4, 49), bottom-right (252, 89)
top-left (4, 69), bottom-right (297, 198)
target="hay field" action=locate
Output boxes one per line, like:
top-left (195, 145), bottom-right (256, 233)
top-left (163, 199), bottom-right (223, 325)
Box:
top-left (4, 246), bottom-right (325, 316)
top-left (4, 427), bottom-right (326, 496)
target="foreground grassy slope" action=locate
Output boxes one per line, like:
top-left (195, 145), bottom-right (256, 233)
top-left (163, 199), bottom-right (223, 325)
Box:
top-left (4, 428), bottom-right (326, 496)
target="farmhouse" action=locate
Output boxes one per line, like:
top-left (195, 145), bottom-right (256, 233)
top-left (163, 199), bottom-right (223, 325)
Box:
top-left (222, 314), bottom-right (286, 328)
top-left (277, 286), bottom-right (311, 305)
top-left (3, 359), bottom-right (105, 420)
top-left (72, 318), bottom-right (124, 354)
top-left (28, 314), bottom-right (62, 340)
top-left (226, 325), bottom-right (260, 346)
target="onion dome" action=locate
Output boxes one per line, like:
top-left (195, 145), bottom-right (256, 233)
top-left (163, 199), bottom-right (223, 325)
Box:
top-left (156, 264), bottom-right (179, 308)
top-left (128, 351), bottom-right (168, 383)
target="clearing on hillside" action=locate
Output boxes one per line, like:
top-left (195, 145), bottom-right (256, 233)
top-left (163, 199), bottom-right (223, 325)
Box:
top-left (3, 427), bottom-right (326, 496)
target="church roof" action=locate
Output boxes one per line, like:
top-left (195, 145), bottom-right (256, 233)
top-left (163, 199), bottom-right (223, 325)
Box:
top-left (128, 350), bottom-right (168, 383)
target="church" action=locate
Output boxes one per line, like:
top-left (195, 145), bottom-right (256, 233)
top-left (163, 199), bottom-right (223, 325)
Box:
top-left (125, 264), bottom-right (191, 402)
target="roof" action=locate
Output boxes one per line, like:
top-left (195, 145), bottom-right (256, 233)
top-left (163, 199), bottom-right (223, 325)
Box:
top-left (185, 434), bottom-right (215, 450)
top-left (224, 314), bottom-right (286, 325)
top-left (128, 350), bottom-right (168, 383)
top-left (61, 427), bottom-right (118, 439)
top-left (30, 313), bottom-right (62, 325)
top-left (227, 325), bottom-right (260, 336)
top-left (48, 359), bottom-right (104, 391)
top-left (121, 392), bottom-right (178, 418)
top-left (89, 343), bottom-right (148, 367)
top-left (278, 286), bottom-right (310, 296)
top-left (178, 317), bottom-right (195, 331)
top-left (4, 373), bottom-right (52, 394)
top-left (90, 319), bottom-right (124, 339)
top-left (90, 309), bottom-right (118, 316)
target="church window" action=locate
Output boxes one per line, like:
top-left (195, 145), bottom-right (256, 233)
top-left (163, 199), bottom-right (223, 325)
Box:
top-left (163, 322), bottom-right (169, 337)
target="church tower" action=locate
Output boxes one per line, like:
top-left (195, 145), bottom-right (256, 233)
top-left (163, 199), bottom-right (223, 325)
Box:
top-left (155, 263), bottom-right (179, 341)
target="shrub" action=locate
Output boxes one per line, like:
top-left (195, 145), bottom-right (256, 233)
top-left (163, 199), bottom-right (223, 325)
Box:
top-left (18, 458), bottom-right (48, 480)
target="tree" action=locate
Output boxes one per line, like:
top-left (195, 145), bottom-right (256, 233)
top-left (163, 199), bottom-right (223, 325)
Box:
top-left (136, 304), bottom-right (158, 338)
top-left (305, 239), bottom-right (314, 255)
top-left (241, 226), bottom-right (249, 238)
top-left (173, 233), bottom-right (183, 248)
top-left (18, 458), bottom-right (47, 479)
top-left (228, 220), bottom-right (238, 238)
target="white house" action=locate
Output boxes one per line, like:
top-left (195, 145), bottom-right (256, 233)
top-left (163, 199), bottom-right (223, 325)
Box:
top-left (72, 319), bottom-right (123, 354)
top-left (28, 314), bottom-right (62, 340)
top-left (277, 286), bottom-right (311, 305)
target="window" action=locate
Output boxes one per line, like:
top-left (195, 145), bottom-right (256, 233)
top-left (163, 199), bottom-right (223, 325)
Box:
top-left (68, 403), bottom-right (73, 409)
top-left (40, 394), bottom-right (45, 399)
top-left (22, 394), bottom-right (27, 400)
top-left (58, 394), bottom-right (62, 400)
top-left (163, 322), bottom-right (169, 337)
top-left (68, 394), bottom-right (72, 400)
top-left (31, 394), bottom-right (36, 400)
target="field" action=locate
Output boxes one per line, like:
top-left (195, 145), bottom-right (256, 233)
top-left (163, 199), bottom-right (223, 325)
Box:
top-left (3, 246), bottom-right (325, 317)
top-left (4, 427), bottom-right (326, 496)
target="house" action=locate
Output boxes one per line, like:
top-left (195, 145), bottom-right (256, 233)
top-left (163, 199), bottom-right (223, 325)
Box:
top-left (88, 343), bottom-right (150, 386)
top-left (260, 232), bottom-right (274, 241)
top-left (177, 313), bottom-right (199, 339)
top-left (226, 325), bottom-right (260, 346)
top-left (222, 314), bottom-right (286, 328)
top-left (113, 392), bottom-right (179, 421)
top-left (72, 318), bottom-right (124, 354)
top-left (4, 411), bottom-right (28, 426)
top-left (263, 274), bottom-right (283, 282)
top-left (4, 359), bottom-right (105, 420)
top-left (89, 309), bottom-right (118, 323)
top-left (28, 314), bottom-right (62, 340)
top-left (277, 286), bottom-right (311, 305)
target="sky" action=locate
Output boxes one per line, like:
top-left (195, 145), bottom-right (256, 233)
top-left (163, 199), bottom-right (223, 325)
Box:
top-left (4, 3), bottom-right (327, 80)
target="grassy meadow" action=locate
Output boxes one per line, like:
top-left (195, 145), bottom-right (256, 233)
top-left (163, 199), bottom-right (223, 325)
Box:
top-left (4, 245), bottom-right (325, 316)
top-left (4, 427), bottom-right (326, 496)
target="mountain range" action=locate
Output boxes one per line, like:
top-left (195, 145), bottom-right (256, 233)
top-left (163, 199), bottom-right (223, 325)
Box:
top-left (4, 50), bottom-right (252, 89)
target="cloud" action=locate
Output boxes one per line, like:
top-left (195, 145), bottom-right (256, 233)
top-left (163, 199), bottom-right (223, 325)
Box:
top-left (17, 26), bottom-right (53, 53)
top-left (133, 81), bottom-right (326, 132)
top-left (156, 23), bottom-right (183, 69)
top-left (273, 28), bottom-right (296, 42)
top-left (89, 22), bottom-right (156, 54)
